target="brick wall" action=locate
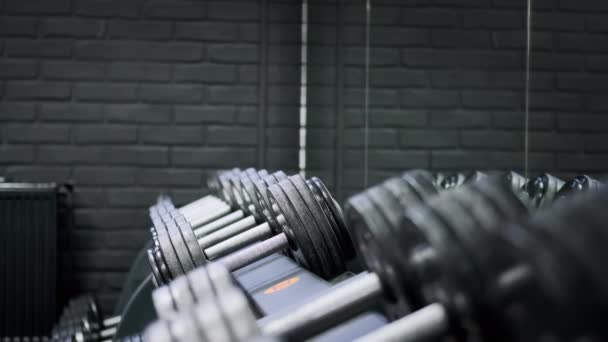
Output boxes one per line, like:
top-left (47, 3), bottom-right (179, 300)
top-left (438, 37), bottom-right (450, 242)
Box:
top-left (306, 0), bottom-right (608, 200)
top-left (0, 0), bottom-right (301, 313)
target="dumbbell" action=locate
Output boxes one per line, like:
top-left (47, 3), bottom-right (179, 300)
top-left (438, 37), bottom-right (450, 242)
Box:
top-left (147, 169), bottom-right (294, 286)
top-left (555, 175), bottom-right (602, 201)
top-left (524, 173), bottom-right (564, 209)
top-left (355, 187), bottom-right (608, 342)
top-left (146, 175), bottom-right (532, 342)
top-left (150, 170), bottom-right (532, 319)
top-left (439, 171), bottom-right (487, 190)
top-left (140, 176), bottom-right (534, 342)
top-left (153, 173), bottom-right (354, 284)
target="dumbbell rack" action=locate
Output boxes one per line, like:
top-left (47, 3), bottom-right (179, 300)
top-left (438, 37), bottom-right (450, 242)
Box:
top-left (116, 253), bottom-right (387, 340)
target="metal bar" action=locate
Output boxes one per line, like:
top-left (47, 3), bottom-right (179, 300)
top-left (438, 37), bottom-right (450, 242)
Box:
top-left (204, 222), bottom-right (274, 260)
top-left (218, 232), bottom-right (288, 271)
top-left (257, 0), bottom-right (269, 168)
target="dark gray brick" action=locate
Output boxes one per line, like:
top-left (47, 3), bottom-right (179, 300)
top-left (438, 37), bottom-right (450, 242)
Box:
top-left (366, 110), bottom-right (428, 128)
top-left (139, 84), bottom-right (204, 104)
top-left (0, 17), bottom-right (39, 37)
top-left (102, 146), bottom-right (169, 166)
top-left (558, 114), bottom-right (608, 132)
top-left (401, 89), bottom-right (460, 108)
top-left (5, 166), bottom-right (71, 182)
top-left (106, 189), bottom-right (159, 207)
top-left (76, 41), bottom-right (204, 62)
top-left (461, 90), bottom-right (521, 109)
top-left (431, 70), bottom-right (524, 89)
top-left (174, 64), bottom-right (237, 83)
top-left (266, 127), bottom-right (299, 147)
top-left (268, 66), bottom-right (300, 85)
top-left (37, 146), bottom-right (103, 164)
top-left (529, 132), bottom-right (582, 152)
top-left (176, 22), bottom-right (238, 41)
top-left (6, 81), bottom-right (70, 100)
top-left (140, 126), bottom-right (203, 145)
top-left (307, 129), bottom-right (336, 148)
top-left (207, 126), bottom-right (256, 146)
top-left (4, 124), bottom-right (70, 143)
top-left (265, 148), bottom-right (298, 170)
top-left (371, 69), bottom-right (430, 87)
top-left (557, 74), bottom-right (608, 92)
top-left (72, 167), bottom-right (137, 186)
top-left (402, 8), bottom-right (461, 27)
top-left (105, 104), bottom-right (171, 124)
top-left (39, 103), bottom-right (104, 122)
top-left (0, 102), bottom-right (36, 121)
top-left (558, 33), bottom-right (608, 52)
top-left (432, 151), bottom-right (525, 170)
top-left (348, 27), bottom-right (430, 47)
top-left (42, 61), bottom-right (106, 80)
top-left (137, 168), bottom-right (203, 187)
top-left (0, 60), bottom-right (38, 79)
top-left (345, 89), bottom-right (399, 107)
top-left (535, 12), bottom-right (585, 32)
top-left (75, 0), bottom-right (139, 18)
top-left (269, 24), bottom-right (300, 44)
top-left (557, 154), bottom-right (608, 172)
top-left (174, 106), bottom-right (237, 124)
top-left (0, 146), bottom-right (36, 163)
top-left (42, 18), bottom-right (105, 38)
top-left (431, 110), bottom-right (491, 128)
top-left (492, 31), bottom-right (554, 50)
top-left (107, 63), bottom-right (171, 82)
top-left (460, 130), bottom-right (522, 150)
top-left (558, 0), bottom-right (608, 11)
top-left (586, 56), bottom-right (608, 72)
top-left (463, 10), bottom-right (523, 29)
top-left (6, 39), bottom-right (72, 58)
top-left (5, 0), bottom-right (70, 14)
top-left (72, 125), bottom-right (137, 144)
top-left (143, 1), bottom-right (207, 19)
top-left (492, 111), bottom-right (555, 130)
top-left (347, 150), bottom-right (429, 170)
top-left (208, 44), bottom-right (259, 63)
top-left (344, 129), bottom-right (399, 148)
top-left (74, 208), bottom-right (146, 230)
top-left (239, 23), bottom-right (260, 42)
top-left (400, 129), bottom-right (459, 148)
top-left (584, 134), bottom-right (608, 152)
top-left (208, 86), bottom-right (257, 104)
top-left (268, 85), bottom-right (299, 105)
top-left (171, 147), bottom-right (257, 167)
top-left (207, 2), bottom-right (259, 20)
top-left (402, 49), bottom-right (522, 69)
top-left (530, 52), bottom-right (584, 71)
top-left (239, 65), bottom-right (259, 84)
top-left (529, 92), bottom-right (583, 110)
top-left (73, 189), bottom-right (106, 208)
top-left (74, 83), bottom-right (138, 102)
top-left (432, 29), bottom-right (492, 48)
top-left (108, 20), bottom-right (173, 40)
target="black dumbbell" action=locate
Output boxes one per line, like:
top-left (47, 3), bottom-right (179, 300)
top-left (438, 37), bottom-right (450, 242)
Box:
top-left (140, 176), bottom-right (535, 342)
top-left (356, 186), bottom-right (608, 342)
top-left (147, 169), bottom-right (292, 286)
top-left (524, 173), bottom-right (564, 209)
top-left (554, 175), bottom-right (602, 201)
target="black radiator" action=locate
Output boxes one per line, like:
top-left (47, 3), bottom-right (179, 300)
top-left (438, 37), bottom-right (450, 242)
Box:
top-left (0, 183), bottom-right (73, 336)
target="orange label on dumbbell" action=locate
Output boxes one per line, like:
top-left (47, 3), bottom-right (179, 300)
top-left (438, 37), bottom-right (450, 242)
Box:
top-left (264, 277), bottom-right (300, 294)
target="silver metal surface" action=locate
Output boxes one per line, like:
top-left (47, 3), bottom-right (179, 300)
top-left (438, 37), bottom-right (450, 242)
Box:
top-left (193, 210), bottom-right (245, 238)
top-left (198, 215), bottom-right (257, 250)
top-left (205, 222), bottom-right (274, 260)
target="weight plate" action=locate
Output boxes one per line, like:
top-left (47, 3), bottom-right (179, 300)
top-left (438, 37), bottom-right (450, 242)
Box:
top-left (345, 192), bottom-right (415, 318)
top-left (239, 174), bottom-right (262, 217)
top-left (216, 288), bottom-right (260, 341)
top-left (382, 177), bottom-right (425, 211)
top-left (169, 275), bottom-right (197, 312)
top-left (278, 178), bottom-right (332, 278)
top-left (186, 268), bottom-right (214, 305)
top-left (289, 175), bottom-right (342, 275)
top-left (474, 178), bottom-right (528, 224)
top-left (193, 298), bottom-right (233, 342)
top-left (174, 215), bottom-right (207, 268)
top-left (151, 285), bottom-right (177, 320)
top-left (427, 189), bottom-right (486, 296)
top-left (164, 219), bottom-right (196, 273)
top-left (403, 194), bottom-right (471, 308)
top-left (305, 178), bottom-right (347, 267)
top-left (267, 182), bottom-right (319, 274)
top-left (254, 172), bottom-right (287, 233)
top-left (402, 170), bottom-right (439, 201)
top-left (308, 176), bottom-right (355, 261)
top-left (154, 247), bottom-right (173, 285)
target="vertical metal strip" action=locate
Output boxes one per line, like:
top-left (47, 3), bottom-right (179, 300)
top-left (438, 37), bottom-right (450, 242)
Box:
top-left (298, 0), bottom-right (309, 177)
top-left (524, 0), bottom-right (532, 177)
top-left (335, 0), bottom-right (345, 201)
top-left (258, 0), bottom-right (269, 168)
top-left (363, 0), bottom-right (371, 189)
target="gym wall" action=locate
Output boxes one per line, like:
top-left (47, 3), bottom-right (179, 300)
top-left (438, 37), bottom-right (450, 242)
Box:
top-left (306, 0), bottom-right (608, 201)
top-left (0, 0), bottom-right (301, 313)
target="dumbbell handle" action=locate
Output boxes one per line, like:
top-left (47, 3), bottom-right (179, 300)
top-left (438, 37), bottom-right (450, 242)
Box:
top-left (219, 232), bottom-right (288, 271)
top-left (193, 210), bottom-right (245, 238)
top-left (198, 215), bottom-right (257, 250)
top-left (205, 222), bottom-right (274, 260)
top-left (353, 303), bottom-right (449, 342)
top-left (260, 272), bottom-right (384, 341)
